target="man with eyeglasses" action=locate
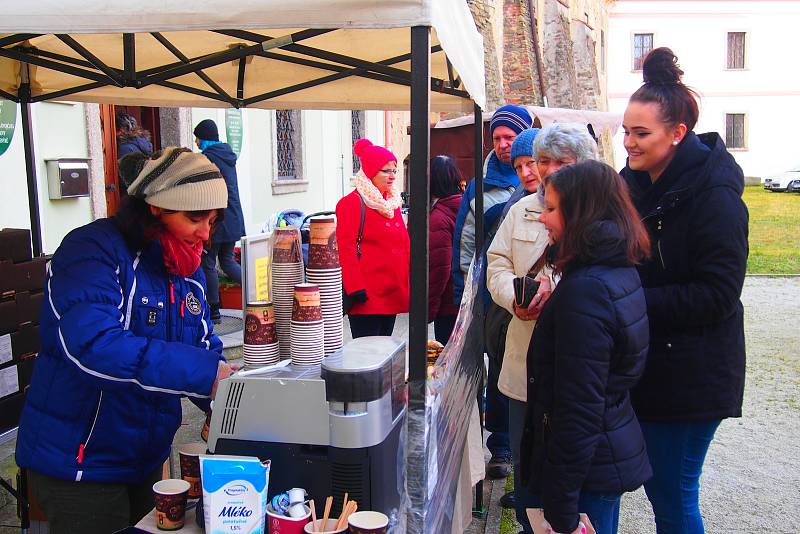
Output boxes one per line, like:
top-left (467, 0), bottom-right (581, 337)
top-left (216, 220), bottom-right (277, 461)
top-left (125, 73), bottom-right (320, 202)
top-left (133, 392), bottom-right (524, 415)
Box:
top-left (451, 104), bottom-right (533, 487)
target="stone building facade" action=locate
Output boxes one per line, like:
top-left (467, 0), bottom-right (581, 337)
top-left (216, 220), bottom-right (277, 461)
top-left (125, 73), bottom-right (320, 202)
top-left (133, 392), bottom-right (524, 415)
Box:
top-left (462, 0), bottom-right (615, 157)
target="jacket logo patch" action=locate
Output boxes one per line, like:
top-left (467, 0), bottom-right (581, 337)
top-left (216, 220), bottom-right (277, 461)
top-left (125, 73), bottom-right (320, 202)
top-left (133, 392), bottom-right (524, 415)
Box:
top-left (185, 292), bottom-right (202, 315)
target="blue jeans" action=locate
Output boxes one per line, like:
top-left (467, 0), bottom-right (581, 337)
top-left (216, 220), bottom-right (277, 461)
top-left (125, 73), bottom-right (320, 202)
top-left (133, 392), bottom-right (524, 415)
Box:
top-left (509, 398), bottom-right (533, 533)
top-left (524, 492), bottom-right (621, 534)
top-left (485, 357), bottom-right (510, 457)
top-left (640, 420), bottom-right (721, 534)
top-left (202, 241), bottom-right (241, 306)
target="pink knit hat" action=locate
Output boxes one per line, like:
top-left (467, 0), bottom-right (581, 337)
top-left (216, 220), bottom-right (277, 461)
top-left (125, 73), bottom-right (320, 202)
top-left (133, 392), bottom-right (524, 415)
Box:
top-left (354, 138), bottom-right (397, 179)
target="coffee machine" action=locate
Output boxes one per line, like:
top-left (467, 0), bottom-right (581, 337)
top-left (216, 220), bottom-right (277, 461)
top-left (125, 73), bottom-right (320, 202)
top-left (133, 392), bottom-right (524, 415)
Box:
top-left (206, 336), bottom-right (407, 519)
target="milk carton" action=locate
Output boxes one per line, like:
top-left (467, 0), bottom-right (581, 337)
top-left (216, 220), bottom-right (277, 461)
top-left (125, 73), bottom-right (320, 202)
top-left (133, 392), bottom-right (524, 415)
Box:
top-left (200, 455), bottom-right (271, 534)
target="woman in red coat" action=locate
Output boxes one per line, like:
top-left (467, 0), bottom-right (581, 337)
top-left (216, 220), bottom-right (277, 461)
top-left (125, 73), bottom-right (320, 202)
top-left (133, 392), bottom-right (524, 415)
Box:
top-left (427, 155), bottom-right (464, 344)
top-left (336, 138), bottom-right (410, 338)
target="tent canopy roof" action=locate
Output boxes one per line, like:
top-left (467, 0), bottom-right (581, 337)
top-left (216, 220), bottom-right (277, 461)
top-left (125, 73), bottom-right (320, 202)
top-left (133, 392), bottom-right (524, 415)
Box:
top-left (0, 0), bottom-right (485, 111)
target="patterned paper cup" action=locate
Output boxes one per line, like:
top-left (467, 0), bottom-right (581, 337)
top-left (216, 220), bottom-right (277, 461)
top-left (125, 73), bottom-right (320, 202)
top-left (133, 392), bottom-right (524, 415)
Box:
top-left (307, 217), bottom-right (340, 269)
top-left (347, 511), bottom-right (388, 534)
top-left (273, 227), bottom-right (303, 264)
top-left (244, 301), bottom-right (277, 345)
top-left (178, 442), bottom-right (206, 499)
top-left (152, 479), bottom-right (190, 531)
top-left (292, 284), bottom-right (322, 322)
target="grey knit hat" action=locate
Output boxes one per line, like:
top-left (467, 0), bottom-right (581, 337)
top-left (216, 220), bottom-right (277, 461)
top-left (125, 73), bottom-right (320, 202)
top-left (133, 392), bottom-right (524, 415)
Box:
top-left (126, 147), bottom-right (228, 211)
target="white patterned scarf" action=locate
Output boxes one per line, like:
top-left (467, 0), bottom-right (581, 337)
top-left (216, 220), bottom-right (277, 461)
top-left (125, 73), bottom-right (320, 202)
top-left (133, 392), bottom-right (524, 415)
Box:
top-left (354, 170), bottom-right (402, 219)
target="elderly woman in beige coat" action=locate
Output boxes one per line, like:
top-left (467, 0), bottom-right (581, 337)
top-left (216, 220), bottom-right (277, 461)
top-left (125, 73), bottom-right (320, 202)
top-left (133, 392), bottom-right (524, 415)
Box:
top-left (487, 123), bottom-right (599, 532)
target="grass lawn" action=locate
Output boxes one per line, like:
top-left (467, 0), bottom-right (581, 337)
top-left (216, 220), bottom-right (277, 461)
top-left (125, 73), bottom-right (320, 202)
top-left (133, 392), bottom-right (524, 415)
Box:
top-left (743, 185), bottom-right (800, 274)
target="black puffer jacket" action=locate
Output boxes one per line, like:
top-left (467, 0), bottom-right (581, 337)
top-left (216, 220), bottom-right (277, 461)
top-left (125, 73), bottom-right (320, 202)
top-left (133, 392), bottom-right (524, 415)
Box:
top-left (620, 132), bottom-right (748, 422)
top-left (521, 222), bottom-right (652, 534)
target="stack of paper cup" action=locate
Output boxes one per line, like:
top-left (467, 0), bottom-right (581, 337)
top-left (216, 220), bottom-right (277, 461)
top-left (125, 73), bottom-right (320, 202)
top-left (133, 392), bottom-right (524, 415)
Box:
top-left (242, 301), bottom-right (280, 367)
top-left (305, 216), bottom-right (344, 355)
top-left (290, 283), bottom-right (324, 367)
top-left (271, 226), bottom-right (304, 358)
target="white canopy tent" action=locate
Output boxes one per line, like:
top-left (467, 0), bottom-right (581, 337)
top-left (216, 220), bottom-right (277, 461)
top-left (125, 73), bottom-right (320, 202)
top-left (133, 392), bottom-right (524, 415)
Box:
top-left (0, 0), bottom-right (485, 111)
top-left (1, 2), bottom-right (489, 532)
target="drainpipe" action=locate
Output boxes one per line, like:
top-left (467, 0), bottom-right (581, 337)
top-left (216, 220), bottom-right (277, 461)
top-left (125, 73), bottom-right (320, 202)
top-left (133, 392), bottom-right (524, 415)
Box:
top-left (528, 0), bottom-right (548, 107)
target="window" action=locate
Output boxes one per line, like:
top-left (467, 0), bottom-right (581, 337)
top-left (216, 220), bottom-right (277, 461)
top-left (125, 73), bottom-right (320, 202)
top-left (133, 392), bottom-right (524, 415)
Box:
top-left (632, 33), bottom-right (653, 71)
top-left (272, 110), bottom-right (307, 194)
top-left (351, 110), bottom-right (365, 174)
top-left (601, 30), bottom-right (606, 73)
top-left (727, 32), bottom-right (746, 69)
top-left (726, 113), bottom-right (746, 149)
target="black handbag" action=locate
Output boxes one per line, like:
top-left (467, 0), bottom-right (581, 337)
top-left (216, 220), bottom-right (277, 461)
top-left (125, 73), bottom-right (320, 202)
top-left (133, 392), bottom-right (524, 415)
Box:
top-left (485, 300), bottom-right (512, 366)
top-left (342, 193), bottom-right (366, 315)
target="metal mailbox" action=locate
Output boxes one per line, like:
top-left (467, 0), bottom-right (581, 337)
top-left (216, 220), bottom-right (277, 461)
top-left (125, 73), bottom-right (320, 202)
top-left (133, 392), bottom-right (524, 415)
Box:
top-left (46, 158), bottom-right (90, 199)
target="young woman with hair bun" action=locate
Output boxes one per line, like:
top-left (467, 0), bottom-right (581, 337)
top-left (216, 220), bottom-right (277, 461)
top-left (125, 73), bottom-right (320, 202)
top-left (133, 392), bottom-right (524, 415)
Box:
top-left (621, 47), bottom-right (749, 533)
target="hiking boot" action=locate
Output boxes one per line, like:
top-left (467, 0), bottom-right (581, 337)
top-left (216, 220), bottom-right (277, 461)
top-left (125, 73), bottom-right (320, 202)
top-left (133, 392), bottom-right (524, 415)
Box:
top-left (486, 454), bottom-right (512, 479)
top-left (500, 491), bottom-right (516, 509)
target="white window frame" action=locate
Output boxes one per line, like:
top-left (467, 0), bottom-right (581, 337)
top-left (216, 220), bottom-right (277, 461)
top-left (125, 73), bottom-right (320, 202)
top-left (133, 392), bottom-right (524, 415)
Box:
top-left (271, 110), bottom-right (309, 195)
top-left (725, 112), bottom-right (748, 151)
top-left (725, 31), bottom-right (749, 71)
top-left (631, 32), bottom-right (655, 72)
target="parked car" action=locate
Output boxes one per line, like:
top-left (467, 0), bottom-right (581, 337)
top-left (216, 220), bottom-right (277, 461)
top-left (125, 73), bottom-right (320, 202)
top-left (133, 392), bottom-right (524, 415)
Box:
top-left (763, 166), bottom-right (800, 192)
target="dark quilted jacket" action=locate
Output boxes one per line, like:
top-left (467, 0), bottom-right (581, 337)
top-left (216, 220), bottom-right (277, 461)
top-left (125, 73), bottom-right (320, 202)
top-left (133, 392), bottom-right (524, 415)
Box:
top-left (428, 194), bottom-right (462, 320)
top-left (620, 132), bottom-right (748, 422)
top-left (521, 221), bottom-right (652, 534)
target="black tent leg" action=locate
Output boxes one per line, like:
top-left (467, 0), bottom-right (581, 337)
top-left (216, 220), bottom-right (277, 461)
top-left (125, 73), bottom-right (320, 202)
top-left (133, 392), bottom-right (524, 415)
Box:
top-left (473, 104), bottom-right (484, 252)
top-left (21, 101), bottom-right (42, 257)
top-left (407, 24), bottom-right (430, 534)
top-left (472, 103), bottom-right (487, 519)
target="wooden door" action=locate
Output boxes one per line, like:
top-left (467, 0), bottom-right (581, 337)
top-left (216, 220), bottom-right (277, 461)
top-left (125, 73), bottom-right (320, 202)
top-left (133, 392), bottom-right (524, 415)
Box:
top-left (99, 105), bottom-right (161, 216)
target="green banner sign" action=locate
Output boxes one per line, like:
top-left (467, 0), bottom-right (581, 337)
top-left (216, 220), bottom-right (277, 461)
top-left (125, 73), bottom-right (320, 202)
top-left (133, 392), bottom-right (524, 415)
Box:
top-left (0, 99), bottom-right (17, 158)
top-left (225, 108), bottom-right (243, 157)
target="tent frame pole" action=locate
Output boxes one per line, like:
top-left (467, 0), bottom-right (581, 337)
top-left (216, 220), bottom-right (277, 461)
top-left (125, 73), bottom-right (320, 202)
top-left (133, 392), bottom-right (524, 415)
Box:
top-left (407, 24), bottom-right (430, 533)
top-left (18, 67), bottom-right (42, 257)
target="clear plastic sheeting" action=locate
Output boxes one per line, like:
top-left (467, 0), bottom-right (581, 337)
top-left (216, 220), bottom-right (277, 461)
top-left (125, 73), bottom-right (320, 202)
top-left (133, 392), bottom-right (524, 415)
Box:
top-left (404, 254), bottom-right (486, 533)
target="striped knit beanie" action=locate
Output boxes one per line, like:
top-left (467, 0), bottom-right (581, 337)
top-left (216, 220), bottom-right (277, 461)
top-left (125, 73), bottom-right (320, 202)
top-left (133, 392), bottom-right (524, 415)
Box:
top-left (126, 147), bottom-right (228, 211)
top-left (490, 104), bottom-right (533, 136)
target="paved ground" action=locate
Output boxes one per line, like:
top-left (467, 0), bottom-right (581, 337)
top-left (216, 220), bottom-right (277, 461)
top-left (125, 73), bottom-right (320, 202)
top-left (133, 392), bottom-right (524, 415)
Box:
top-left (1, 277), bottom-right (798, 533)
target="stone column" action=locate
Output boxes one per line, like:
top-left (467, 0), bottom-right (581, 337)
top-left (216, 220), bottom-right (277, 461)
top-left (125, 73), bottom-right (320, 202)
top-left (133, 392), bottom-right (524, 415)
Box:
top-left (159, 107), bottom-right (192, 149)
top-left (84, 103), bottom-right (106, 221)
top-left (468, 0), bottom-right (505, 110)
top-left (502, 0), bottom-right (544, 105)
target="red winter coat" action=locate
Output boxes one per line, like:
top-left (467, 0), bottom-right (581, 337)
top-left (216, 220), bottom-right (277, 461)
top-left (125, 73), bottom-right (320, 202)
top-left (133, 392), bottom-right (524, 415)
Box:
top-left (336, 190), bottom-right (410, 315)
top-left (428, 194), bottom-right (462, 320)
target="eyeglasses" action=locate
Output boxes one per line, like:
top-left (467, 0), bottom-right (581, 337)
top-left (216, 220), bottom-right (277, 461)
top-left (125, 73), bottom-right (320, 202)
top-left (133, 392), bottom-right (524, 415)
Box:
top-left (379, 169), bottom-right (399, 175)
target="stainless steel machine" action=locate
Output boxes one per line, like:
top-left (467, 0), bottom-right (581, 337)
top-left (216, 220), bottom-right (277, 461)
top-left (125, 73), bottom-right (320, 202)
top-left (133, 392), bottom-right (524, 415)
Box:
top-left (206, 336), bottom-right (407, 519)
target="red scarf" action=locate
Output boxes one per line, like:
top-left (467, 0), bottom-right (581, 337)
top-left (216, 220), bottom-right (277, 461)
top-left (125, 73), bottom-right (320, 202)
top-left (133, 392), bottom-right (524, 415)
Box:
top-left (159, 231), bottom-right (203, 277)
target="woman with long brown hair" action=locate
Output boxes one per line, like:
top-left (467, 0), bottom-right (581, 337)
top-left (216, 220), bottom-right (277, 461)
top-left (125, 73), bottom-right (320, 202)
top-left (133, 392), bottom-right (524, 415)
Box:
top-left (520, 160), bottom-right (652, 534)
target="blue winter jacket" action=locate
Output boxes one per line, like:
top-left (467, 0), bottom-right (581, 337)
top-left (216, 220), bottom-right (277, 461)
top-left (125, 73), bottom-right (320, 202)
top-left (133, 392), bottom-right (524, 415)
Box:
top-left (451, 152), bottom-right (519, 304)
top-left (16, 218), bottom-right (224, 484)
top-left (521, 221), bottom-right (652, 533)
top-left (117, 135), bottom-right (153, 159)
top-left (202, 143), bottom-right (246, 244)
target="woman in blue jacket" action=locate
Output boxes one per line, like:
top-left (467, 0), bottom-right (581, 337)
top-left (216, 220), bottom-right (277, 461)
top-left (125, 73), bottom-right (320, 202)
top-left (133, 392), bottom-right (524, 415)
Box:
top-left (521, 161), bottom-right (652, 534)
top-left (620, 48), bottom-right (748, 534)
top-left (16, 148), bottom-right (239, 534)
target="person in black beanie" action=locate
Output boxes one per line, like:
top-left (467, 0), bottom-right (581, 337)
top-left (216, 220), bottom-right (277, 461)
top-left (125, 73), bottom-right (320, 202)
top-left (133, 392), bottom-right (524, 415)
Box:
top-left (193, 119), bottom-right (246, 323)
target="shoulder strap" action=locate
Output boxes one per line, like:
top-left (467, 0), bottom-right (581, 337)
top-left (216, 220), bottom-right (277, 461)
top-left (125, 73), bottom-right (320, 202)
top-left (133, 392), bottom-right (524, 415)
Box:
top-left (356, 192), bottom-right (365, 259)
